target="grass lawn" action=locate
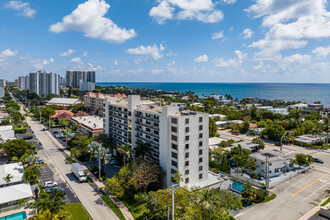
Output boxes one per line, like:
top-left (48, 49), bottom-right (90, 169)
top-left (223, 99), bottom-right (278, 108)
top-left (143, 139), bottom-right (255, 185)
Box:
top-left (120, 191), bottom-right (148, 220)
top-left (60, 203), bottom-right (91, 220)
top-left (321, 197), bottom-right (330, 206)
top-left (101, 194), bottom-right (125, 220)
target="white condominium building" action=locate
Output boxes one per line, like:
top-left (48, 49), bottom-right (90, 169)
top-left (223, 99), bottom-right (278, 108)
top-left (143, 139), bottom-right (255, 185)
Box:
top-left (104, 95), bottom-right (209, 187)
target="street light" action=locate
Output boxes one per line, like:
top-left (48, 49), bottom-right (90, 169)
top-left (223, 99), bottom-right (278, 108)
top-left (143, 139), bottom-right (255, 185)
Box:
top-left (280, 131), bottom-right (288, 152)
top-left (169, 184), bottom-right (179, 220)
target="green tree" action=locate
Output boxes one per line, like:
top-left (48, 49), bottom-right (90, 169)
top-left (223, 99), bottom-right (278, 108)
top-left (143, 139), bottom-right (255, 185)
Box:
top-left (242, 184), bottom-right (257, 203)
top-left (23, 165), bottom-right (41, 184)
top-left (33, 189), bottom-right (65, 214)
top-left (105, 176), bottom-right (126, 198)
top-left (1, 139), bottom-right (34, 159)
top-left (31, 210), bottom-right (60, 220)
top-left (322, 117), bottom-right (330, 149)
top-left (134, 141), bottom-right (151, 159)
top-left (3, 174), bottom-right (13, 184)
top-left (172, 172), bottom-right (183, 185)
top-left (117, 143), bottom-right (132, 166)
top-left (42, 107), bottom-right (56, 119)
top-left (209, 118), bottom-right (217, 137)
top-left (129, 160), bottom-right (160, 192)
top-left (292, 154), bottom-right (314, 168)
top-left (251, 138), bottom-right (265, 150)
top-left (262, 124), bottom-right (285, 141)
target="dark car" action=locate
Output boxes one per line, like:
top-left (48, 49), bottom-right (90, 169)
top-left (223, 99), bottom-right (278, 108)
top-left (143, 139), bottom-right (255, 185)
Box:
top-left (313, 158), bottom-right (324, 163)
top-left (45, 187), bottom-right (65, 194)
top-left (275, 142), bottom-right (282, 146)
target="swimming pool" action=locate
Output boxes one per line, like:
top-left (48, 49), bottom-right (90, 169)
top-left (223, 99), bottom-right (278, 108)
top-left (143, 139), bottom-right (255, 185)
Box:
top-left (232, 180), bottom-right (245, 192)
top-left (0, 211), bottom-right (27, 220)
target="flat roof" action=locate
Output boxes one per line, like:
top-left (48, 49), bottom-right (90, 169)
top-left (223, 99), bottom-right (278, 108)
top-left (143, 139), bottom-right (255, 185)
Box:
top-left (0, 163), bottom-right (24, 186)
top-left (231, 141), bottom-right (260, 150)
top-left (209, 137), bottom-right (227, 147)
top-left (0, 183), bottom-right (33, 205)
top-left (250, 150), bottom-right (287, 162)
top-left (47, 98), bottom-right (81, 105)
top-left (0, 125), bottom-right (15, 141)
top-left (70, 116), bottom-right (103, 130)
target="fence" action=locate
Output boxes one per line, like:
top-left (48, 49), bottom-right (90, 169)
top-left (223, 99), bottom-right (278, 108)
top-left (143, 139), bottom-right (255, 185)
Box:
top-left (229, 170), bottom-right (265, 188)
top-left (269, 166), bottom-right (310, 188)
top-left (0, 202), bottom-right (33, 214)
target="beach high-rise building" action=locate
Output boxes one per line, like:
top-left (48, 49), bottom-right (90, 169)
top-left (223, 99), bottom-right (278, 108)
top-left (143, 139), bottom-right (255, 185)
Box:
top-left (29, 71), bottom-right (60, 97)
top-left (104, 95), bottom-right (209, 187)
top-left (66, 70), bottom-right (96, 87)
top-left (0, 79), bottom-right (6, 87)
top-left (18, 75), bottom-right (29, 90)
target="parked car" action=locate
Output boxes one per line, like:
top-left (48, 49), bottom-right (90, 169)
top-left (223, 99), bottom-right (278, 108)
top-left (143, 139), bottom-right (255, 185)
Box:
top-left (275, 142), bottom-right (282, 146)
top-left (43, 181), bottom-right (58, 188)
top-left (42, 128), bottom-right (46, 131)
top-left (45, 187), bottom-right (65, 194)
top-left (314, 158), bottom-right (324, 163)
top-left (109, 159), bottom-right (118, 165)
top-left (231, 131), bottom-right (240, 135)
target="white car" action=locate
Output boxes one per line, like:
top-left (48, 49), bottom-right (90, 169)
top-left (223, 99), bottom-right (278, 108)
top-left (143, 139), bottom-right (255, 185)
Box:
top-left (43, 181), bottom-right (58, 188)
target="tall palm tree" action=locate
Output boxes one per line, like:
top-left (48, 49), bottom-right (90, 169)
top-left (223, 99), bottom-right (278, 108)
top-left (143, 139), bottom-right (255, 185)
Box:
top-left (3, 174), bottom-right (13, 184)
top-left (172, 172), bottom-right (183, 186)
top-left (134, 141), bottom-right (151, 159)
top-left (117, 143), bottom-right (132, 166)
top-left (323, 117), bottom-right (330, 149)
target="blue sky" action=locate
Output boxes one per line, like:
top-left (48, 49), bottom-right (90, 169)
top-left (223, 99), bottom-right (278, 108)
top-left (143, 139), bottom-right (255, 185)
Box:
top-left (1, 0), bottom-right (330, 83)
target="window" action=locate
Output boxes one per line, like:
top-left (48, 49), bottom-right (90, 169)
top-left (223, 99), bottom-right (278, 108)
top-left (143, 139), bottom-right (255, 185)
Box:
top-left (199, 149), bottom-right (203, 155)
top-left (199, 133), bottom-right (203, 139)
top-left (171, 160), bottom-right (177, 167)
top-left (185, 127), bottom-right (189, 133)
top-left (171, 152), bottom-right (177, 159)
top-left (199, 117), bottom-right (203, 122)
top-left (171, 169), bottom-right (176, 174)
top-left (154, 123), bottom-right (159, 127)
top-left (171, 126), bottom-right (177, 132)
top-left (154, 130), bottom-right (159, 135)
top-left (172, 144), bottom-right (178, 150)
top-left (185, 144), bottom-right (189, 150)
top-left (185, 178), bottom-right (189, 184)
top-left (146, 128), bottom-right (150, 132)
top-left (199, 141), bottom-right (203, 147)
top-left (275, 168), bottom-right (279, 173)
top-left (185, 170), bottom-right (189, 175)
top-left (171, 118), bottom-right (177, 124)
top-left (185, 152), bottom-right (189, 159)
top-left (199, 125), bottom-right (203, 131)
top-left (185, 136), bottom-right (189, 141)
top-left (171, 135), bottom-right (177, 141)
top-left (185, 161), bottom-right (189, 167)
top-left (269, 163), bottom-right (272, 166)
top-left (199, 166), bottom-right (203, 171)
top-left (185, 118), bottom-right (189, 124)
top-left (199, 158), bottom-right (203, 163)
top-left (199, 174), bottom-right (203, 179)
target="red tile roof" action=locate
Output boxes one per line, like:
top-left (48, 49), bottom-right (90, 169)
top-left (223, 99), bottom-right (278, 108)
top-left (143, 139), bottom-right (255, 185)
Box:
top-left (51, 110), bottom-right (74, 119)
top-left (76, 111), bottom-right (90, 117)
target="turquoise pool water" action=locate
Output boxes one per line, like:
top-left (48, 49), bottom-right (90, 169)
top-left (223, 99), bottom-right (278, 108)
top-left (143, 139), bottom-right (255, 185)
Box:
top-left (232, 180), bottom-right (245, 192)
top-left (0, 211), bottom-right (27, 220)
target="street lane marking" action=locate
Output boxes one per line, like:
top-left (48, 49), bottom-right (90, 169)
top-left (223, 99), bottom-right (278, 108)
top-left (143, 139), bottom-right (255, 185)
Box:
top-left (284, 173), bottom-right (311, 191)
top-left (291, 174), bottom-right (328, 197)
top-left (302, 183), bottom-right (329, 201)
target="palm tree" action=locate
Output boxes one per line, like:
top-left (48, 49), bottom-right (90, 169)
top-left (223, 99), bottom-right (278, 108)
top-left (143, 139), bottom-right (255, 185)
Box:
top-left (172, 172), bottom-right (183, 186)
top-left (134, 141), bottom-right (151, 159)
top-left (322, 117), bottom-right (330, 149)
top-left (242, 184), bottom-right (257, 203)
top-left (3, 174), bottom-right (13, 184)
top-left (88, 141), bottom-right (101, 167)
top-left (117, 143), bottom-right (132, 166)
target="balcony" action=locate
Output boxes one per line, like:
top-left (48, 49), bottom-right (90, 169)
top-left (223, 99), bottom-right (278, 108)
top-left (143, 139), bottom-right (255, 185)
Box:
top-left (135, 134), bottom-right (159, 146)
top-left (135, 120), bottom-right (159, 131)
top-left (135, 114), bottom-right (160, 123)
top-left (135, 127), bottom-right (159, 138)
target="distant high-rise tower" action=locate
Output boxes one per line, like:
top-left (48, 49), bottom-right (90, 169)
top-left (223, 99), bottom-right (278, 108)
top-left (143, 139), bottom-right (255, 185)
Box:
top-left (66, 70), bottom-right (96, 87)
top-left (29, 71), bottom-right (60, 97)
top-left (0, 79), bottom-right (6, 87)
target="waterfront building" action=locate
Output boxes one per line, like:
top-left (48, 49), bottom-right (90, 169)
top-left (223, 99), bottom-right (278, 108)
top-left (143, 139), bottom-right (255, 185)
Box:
top-left (46, 98), bottom-right (82, 107)
top-left (320, 106), bottom-right (330, 119)
top-left (104, 95), bottom-right (209, 187)
top-left (18, 75), bottom-right (29, 90)
top-left (29, 71), bottom-right (60, 97)
top-left (80, 81), bottom-right (95, 92)
top-left (66, 70), bottom-right (95, 87)
top-left (268, 108), bottom-right (289, 115)
top-left (288, 103), bottom-right (308, 109)
top-left (242, 97), bottom-right (259, 104)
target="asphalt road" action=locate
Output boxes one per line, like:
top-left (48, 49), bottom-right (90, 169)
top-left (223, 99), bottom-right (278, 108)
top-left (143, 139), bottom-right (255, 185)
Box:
top-left (18, 103), bottom-right (119, 220)
top-left (218, 130), bottom-right (330, 220)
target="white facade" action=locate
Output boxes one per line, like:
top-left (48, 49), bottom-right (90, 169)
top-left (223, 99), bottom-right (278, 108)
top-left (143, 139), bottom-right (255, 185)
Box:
top-left (0, 88), bottom-right (4, 99)
top-left (29, 71), bottom-right (60, 97)
top-left (80, 81), bottom-right (95, 92)
top-left (269, 108), bottom-right (289, 115)
top-left (18, 76), bottom-right (29, 90)
top-left (104, 95), bottom-right (209, 187)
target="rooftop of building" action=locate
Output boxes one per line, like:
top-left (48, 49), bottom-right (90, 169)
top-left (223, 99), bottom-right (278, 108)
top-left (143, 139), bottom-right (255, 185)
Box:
top-left (47, 98), bottom-right (81, 105)
top-left (0, 162), bottom-right (24, 186)
top-left (295, 134), bottom-right (324, 144)
top-left (0, 183), bottom-right (33, 205)
top-left (70, 115), bottom-right (103, 130)
top-left (250, 150), bottom-right (287, 162)
top-left (0, 125), bottom-right (15, 141)
top-left (230, 141), bottom-right (260, 151)
top-left (51, 110), bottom-right (74, 119)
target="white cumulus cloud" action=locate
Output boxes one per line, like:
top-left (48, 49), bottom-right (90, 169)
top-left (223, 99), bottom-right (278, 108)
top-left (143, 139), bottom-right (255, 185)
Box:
top-left (212, 31), bottom-right (224, 40)
top-left (4, 0), bottom-right (36, 18)
top-left (49, 0), bottom-right (136, 44)
top-left (312, 46), bottom-right (330, 58)
top-left (222, 0), bottom-right (237, 4)
top-left (214, 50), bottom-right (247, 67)
top-left (31, 58), bottom-right (54, 69)
top-left (71, 57), bottom-right (82, 63)
top-left (126, 44), bottom-right (165, 60)
top-left (0, 49), bottom-right (18, 62)
top-left (60, 49), bottom-right (76, 57)
top-left (242, 28), bottom-right (254, 39)
top-left (194, 54), bottom-right (208, 63)
top-left (150, 0), bottom-right (224, 24)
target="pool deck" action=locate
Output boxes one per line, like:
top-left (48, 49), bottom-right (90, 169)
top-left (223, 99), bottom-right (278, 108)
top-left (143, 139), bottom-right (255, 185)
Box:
top-left (0, 208), bottom-right (35, 219)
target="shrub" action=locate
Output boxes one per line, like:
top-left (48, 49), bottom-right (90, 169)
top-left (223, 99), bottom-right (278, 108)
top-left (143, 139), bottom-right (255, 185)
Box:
top-left (255, 188), bottom-right (267, 203)
top-left (250, 173), bottom-right (259, 179)
top-left (66, 156), bottom-right (75, 164)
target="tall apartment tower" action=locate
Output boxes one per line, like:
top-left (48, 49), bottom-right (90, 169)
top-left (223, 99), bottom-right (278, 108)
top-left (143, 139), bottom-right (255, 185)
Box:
top-left (29, 71), bottom-right (60, 97)
top-left (0, 79), bottom-right (6, 87)
top-left (66, 70), bottom-right (96, 87)
top-left (104, 95), bottom-right (209, 187)
top-left (18, 75), bottom-right (29, 90)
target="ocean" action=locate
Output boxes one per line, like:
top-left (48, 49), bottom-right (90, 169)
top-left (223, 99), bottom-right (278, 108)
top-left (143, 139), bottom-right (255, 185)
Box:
top-left (96, 83), bottom-right (330, 106)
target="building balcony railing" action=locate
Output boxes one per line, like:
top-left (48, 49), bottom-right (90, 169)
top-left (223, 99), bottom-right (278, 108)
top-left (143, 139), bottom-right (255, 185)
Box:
top-left (135, 127), bottom-right (159, 138)
top-left (135, 114), bottom-right (160, 123)
top-left (135, 120), bottom-right (160, 130)
top-left (110, 119), bottom-right (129, 127)
top-left (110, 113), bottom-right (128, 121)
top-left (109, 124), bottom-right (129, 134)
top-left (135, 134), bottom-right (159, 146)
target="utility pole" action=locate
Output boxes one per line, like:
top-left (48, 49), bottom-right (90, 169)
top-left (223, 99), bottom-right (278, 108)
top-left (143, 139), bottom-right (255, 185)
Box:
top-left (98, 147), bottom-right (101, 179)
top-left (266, 156), bottom-right (270, 189)
top-left (169, 184), bottom-right (178, 220)
top-left (49, 114), bottom-right (51, 132)
top-left (65, 123), bottom-right (68, 146)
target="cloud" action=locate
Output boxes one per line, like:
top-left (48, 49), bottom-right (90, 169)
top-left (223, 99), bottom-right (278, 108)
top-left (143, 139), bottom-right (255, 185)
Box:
top-left (59, 49), bottom-right (76, 57)
top-left (81, 51), bottom-right (88, 57)
top-left (312, 46), bottom-right (330, 58)
top-left (71, 57), bottom-right (82, 63)
top-left (150, 0), bottom-right (224, 24)
top-left (0, 49), bottom-right (18, 62)
top-left (282, 54), bottom-right (311, 64)
top-left (222, 0), bottom-right (237, 4)
top-left (113, 60), bottom-right (118, 66)
top-left (49, 0), bottom-right (136, 43)
top-left (211, 31), bottom-right (224, 40)
top-left (214, 50), bottom-right (247, 67)
top-left (246, 0), bottom-right (330, 55)
top-left (242, 28), bottom-right (254, 39)
top-left (126, 44), bottom-right (165, 60)
top-left (4, 0), bottom-right (36, 18)
top-left (194, 54), bottom-right (208, 63)
top-left (31, 58), bottom-right (54, 69)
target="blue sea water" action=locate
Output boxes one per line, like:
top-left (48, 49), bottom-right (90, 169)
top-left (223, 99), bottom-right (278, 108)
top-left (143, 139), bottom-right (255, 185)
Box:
top-left (97, 83), bottom-right (330, 106)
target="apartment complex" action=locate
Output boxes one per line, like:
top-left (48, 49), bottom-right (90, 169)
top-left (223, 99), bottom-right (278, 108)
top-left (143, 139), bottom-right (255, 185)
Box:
top-left (18, 75), bottom-right (29, 90)
top-left (0, 79), bottom-right (6, 87)
top-left (66, 70), bottom-right (95, 87)
top-left (80, 81), bottom-right (95, 91)
top-left (84, 92), bottom-right (126, 116)
top-left (104, 95), bottom-right (209, 187)
top-left (28, 71), bottom-right (60, 97)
